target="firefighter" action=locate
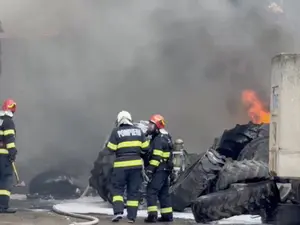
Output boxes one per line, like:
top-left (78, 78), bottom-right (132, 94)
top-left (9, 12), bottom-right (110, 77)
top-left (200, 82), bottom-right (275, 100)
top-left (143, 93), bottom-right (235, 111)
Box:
top-left (0, 99), bottom-right (17, 213)
top-left (144, 114), bottom-right (173, 223)
top-left (107, 110), bottom-right (149, 223)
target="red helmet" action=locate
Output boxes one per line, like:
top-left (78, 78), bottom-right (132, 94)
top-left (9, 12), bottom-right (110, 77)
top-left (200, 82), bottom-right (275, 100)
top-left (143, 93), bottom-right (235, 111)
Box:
top-left (149, 114), bottom-right (166, 129)
top-left (2, 99), bottom-right (17, 113)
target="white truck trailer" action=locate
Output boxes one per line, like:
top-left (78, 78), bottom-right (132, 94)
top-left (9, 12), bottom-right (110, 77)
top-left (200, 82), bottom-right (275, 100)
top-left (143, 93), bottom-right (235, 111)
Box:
top-left (269, 53), bottom-right (300, 224)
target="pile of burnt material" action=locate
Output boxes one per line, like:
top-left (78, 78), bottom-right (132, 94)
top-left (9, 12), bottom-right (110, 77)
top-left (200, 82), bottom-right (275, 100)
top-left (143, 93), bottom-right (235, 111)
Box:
top-left (27, 170), bottom-right (82, 200)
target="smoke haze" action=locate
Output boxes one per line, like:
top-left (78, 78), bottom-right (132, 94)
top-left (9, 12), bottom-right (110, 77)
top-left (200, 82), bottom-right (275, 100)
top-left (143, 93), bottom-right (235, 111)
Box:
top-left (0, 0), bottom-right (298, 182)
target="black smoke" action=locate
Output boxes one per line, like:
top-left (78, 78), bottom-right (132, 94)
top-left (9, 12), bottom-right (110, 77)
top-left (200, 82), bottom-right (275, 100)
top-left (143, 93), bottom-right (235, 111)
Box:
top-left (0, 0), bottom-right (298, 183)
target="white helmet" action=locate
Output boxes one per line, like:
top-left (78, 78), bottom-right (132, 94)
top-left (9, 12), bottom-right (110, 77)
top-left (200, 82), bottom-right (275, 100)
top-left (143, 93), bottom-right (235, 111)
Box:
top-left (116, 110), bottom-right (133, 126)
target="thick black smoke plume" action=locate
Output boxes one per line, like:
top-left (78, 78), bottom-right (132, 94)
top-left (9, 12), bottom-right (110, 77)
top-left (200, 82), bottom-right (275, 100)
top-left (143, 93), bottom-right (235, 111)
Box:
top-left (0, 0), bottom-right (298, 182)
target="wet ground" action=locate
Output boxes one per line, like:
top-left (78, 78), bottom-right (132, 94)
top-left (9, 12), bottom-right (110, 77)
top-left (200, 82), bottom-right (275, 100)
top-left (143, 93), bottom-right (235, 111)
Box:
top-left (4, 197), bottom-right (197, 225)
top-left (1, 197), bottom-right (78, 225)
top-left (0, 211), bottom-right (83, 225)
top-left (4, 195), bottom-right (268, 225)
top-left (0, 212), bottom-right (198, 225)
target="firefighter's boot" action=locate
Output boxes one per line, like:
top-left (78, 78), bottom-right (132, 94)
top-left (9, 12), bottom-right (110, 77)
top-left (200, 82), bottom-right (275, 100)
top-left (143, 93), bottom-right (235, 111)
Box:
top-left (144, 214), bottom-right (157, 223)
top-left (158, 215), bottom-right (173, 222)
top-left (0, 208), bottom-right (16, 213)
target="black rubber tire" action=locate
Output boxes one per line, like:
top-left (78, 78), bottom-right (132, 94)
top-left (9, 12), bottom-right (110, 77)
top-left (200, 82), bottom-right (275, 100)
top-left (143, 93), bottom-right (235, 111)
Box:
top-left (215, 160), bottom-right (270, 191)
top-left (170, 154), bottom-right (202, 189)
top-left (216, 122), bottom-right (262, 160)
top-left (237, 136), bottom-right (269, 163)
top-left (185, 151), bottom-right (203, 167)
top-left (191, 180), bottom-right (280, 223)
top-left (89, 148), bottom-right (115, 203)
top-left (170, 149), bottom-right (226, 212)
top-left (257, 123), bottom-right (269, 138)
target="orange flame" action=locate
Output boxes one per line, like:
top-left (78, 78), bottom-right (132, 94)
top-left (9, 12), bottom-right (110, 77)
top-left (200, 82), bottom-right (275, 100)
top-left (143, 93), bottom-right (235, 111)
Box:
top-left (241, 90), bottom-right (270, 124)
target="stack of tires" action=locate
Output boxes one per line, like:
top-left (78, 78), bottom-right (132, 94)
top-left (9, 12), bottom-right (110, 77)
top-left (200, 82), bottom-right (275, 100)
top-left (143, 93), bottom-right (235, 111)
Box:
top-left (171, 122), bottom-right (280, 223)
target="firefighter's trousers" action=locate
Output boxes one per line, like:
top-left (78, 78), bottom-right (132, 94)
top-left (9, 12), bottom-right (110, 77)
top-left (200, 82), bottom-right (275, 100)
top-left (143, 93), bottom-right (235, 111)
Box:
top-left (111, 167), bottom-right (143, 220)
top-left (146, 170), bottom-right (173, 220)
top-left (0, 156), bottom-right (13, 210)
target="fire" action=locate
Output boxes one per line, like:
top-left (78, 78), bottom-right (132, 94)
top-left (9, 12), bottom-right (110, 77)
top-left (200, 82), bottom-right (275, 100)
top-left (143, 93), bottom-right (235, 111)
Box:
top-left (241, 90), bottom-right (270, 124)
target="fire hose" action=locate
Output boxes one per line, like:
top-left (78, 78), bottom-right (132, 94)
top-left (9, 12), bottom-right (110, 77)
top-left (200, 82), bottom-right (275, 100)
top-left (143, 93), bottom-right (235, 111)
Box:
top-left (52, 184), bottom-right (99, 225)
top-left (52, 204), bottom-right (99, 225)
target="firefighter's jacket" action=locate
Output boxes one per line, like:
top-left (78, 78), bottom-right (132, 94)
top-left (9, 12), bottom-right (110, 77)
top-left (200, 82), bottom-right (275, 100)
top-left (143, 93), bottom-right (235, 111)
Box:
top-left (0, 111), bottom-right (17, 157)
top-left (147, 129), bottom-right (173, 173)
top-left (106, 124), bottom-right (149, 169)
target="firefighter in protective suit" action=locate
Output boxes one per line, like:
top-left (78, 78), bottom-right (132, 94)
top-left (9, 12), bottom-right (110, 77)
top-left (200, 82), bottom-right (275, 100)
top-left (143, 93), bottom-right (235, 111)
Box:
top-left (144, 114), bottom-right (173, 223)
top-left (106, 111), bottom-right (149, 223)
top-left (0, 99), bottom-right (17, 213)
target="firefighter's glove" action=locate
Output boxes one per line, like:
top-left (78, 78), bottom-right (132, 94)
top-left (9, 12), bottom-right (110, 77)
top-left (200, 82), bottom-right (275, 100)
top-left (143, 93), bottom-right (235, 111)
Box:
top-left (8, 149), bottom-right (17, 162)
top-left (170, 172), bottom-right (176, 184)
top-left (8, 152), bottom-right (17, 162)
top-left (145, 170), bottom-right (153, 183)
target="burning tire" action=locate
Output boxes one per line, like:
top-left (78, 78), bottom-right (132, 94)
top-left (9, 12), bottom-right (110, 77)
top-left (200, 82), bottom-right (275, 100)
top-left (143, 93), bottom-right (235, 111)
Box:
top-left (237, 136), bottom-right (269, 163)
top-left (169, 149), bottom-right (226, 212)
top-left (215, 160), bottom-right (270, 191)
top-left (216, 122), bottom-right (262, 160)
top-left (191, 180), bottom-right (280, 223)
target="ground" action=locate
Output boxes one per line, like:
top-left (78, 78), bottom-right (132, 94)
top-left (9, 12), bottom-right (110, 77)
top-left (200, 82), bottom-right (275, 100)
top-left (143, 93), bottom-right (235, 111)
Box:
top-left (0, 211), bottom-right (196, 225)
top-left (5, 195), bottom-right (199, 225)
top-left (0, 211), bottom-right (82, 225)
